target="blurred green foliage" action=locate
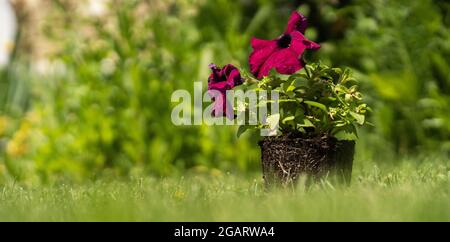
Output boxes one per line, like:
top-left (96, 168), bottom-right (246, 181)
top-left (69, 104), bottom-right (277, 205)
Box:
top-left (0, 0), bottom-right (449, 183)
top-left (319, 0), bottom-right (450, 155)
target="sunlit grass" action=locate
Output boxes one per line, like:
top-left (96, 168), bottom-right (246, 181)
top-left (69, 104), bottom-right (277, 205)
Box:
top-left (0, 158), bottom-right (449, 221)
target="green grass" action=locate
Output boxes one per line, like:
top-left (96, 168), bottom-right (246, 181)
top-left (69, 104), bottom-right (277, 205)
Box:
top-left (0, 158), bottom-right (449, 221)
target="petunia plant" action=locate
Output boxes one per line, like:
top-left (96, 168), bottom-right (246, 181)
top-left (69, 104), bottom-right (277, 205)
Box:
top-left (207, 11), bottom-right (370, 140)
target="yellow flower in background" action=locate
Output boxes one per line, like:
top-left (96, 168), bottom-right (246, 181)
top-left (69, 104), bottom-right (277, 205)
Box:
top-left (25, 111), bottom-right (40, 124)
top-left (0, 116), bottom-right (8, 136)
top-left (6, 121), bottom-right (31, 158)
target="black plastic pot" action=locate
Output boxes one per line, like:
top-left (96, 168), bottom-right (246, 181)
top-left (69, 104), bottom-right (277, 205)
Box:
top-left (259, 135), bottom-right (355, 187)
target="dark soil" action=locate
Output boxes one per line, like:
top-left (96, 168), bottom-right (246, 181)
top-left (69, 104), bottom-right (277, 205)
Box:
top-left (259, 134), bottom-right (355, 187)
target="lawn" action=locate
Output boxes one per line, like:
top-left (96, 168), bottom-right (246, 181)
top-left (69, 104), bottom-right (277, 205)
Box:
top-left (0, 156), bottom-right (448, 222)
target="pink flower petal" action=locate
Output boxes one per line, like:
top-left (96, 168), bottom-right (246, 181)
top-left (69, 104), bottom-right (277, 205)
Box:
top-left (251, 37), bottom-right (276, 50)
top-left (289, 31), bottom-right (321, 55)
top-left (208, 90), bottom-right (234, 119)
top-left (248, 12), bottom-right (320, 79)
top-left (208, 80), bottom-right (231, 92)
top-left (257, 48), bottom-right (304, 78)
top-left (285, 11), bottom-right (308, 34)
top-left (207, 63), bottom-right (242, 119)
top-left (227, 68), bottom-right (242, 86)
top-left (302, 38), bottom-right (321, 50)
top-left (220, 64), bottom-right (232, 77)
top-left (249, 37), bottom-right (277, 78)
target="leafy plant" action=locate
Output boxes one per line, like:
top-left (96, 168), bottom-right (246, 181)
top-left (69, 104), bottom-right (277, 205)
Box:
top-left (206, 11), bottom-right (370, 141)
top-left (237, 63), bottom-right (370, 140)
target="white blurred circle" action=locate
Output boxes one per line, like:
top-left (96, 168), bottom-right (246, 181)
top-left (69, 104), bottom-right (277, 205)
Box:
top-left (0, 0), bottom-right (17, 67)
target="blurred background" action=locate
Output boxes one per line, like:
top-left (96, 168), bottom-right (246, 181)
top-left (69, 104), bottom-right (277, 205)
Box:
top-left (0, 0), bottom-right (449, 184)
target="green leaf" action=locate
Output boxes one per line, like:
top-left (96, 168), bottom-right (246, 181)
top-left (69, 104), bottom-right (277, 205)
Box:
top-left (237, 125), bottom-right (250, 138)
top-left (334, 130), bottom-right (358, 141)
top-left (334, 84), bottom-right (349, 93)
top-left (286, 91), bottom-right (295, 98)
top-left (268, 78), bottom-right (284, 88)
top-left (350, 111), bottom-right (365, 125)
top-left (298, 118), bottom-right (315, 127)
top-left (294, 88), bottom-right (306, 95)
top-left (278, 99), bottom-right (298, 103)
top-left (286, 84), bottom-right (296, 92)
top-left (282, 116), bottom-right (295, 124)
top-left (334, 125), bottom-right (358, 141)
top-left (297, 126), bottom-right (306, 133)
top-left (294, 108), bottom-right (305, 118)
top-left (304, 101), bottom-right (328, 112)
top-left (292, 77), bottom-right (309, 88)
top-left (287, 73), bottom-right (309, 81)
top-left (334, 121), bottom-right (348, 127)
top-left (321, 97), bottom-right (336, 102)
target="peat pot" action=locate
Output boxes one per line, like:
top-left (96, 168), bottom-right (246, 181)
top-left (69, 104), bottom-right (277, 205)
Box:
top-left (259, 135), bottom-right (355, 187)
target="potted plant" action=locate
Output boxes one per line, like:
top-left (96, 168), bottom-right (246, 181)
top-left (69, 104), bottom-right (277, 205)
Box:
top-left (207, 11), bottom-right (370, 186)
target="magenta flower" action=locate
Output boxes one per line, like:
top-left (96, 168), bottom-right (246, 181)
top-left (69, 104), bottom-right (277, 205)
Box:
top-left (249, 11), bottom-right (321, 79)
top-left (208, 63), bottom-right (243, 119)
